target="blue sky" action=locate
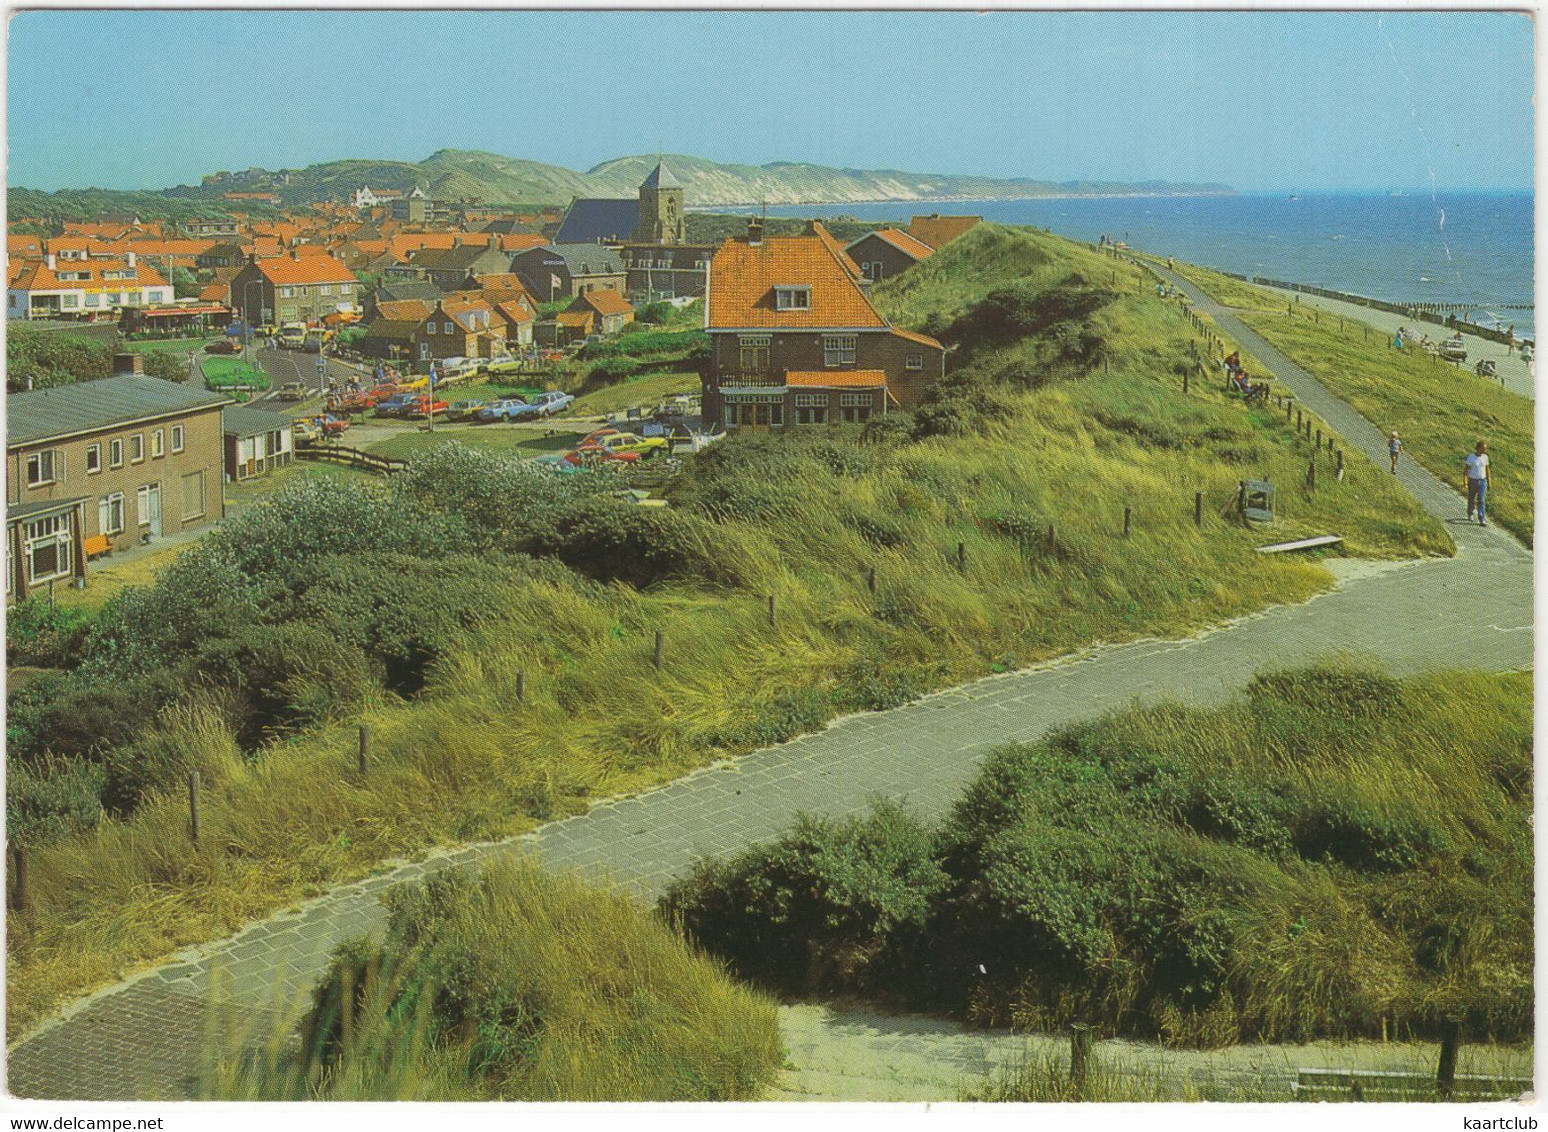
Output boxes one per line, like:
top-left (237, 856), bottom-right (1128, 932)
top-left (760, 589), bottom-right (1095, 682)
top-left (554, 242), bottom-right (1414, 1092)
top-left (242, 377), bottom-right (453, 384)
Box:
top-left (7, 10), bottom-right (1534, 192)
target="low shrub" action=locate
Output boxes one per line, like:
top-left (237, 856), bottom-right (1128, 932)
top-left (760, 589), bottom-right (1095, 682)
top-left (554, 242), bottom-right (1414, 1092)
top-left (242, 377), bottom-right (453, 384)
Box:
top-left (279, 861), bottom-right (781, 1101)
top-left (6, 755), bottom-right (106, 846)
top-left (662, 802), bottom-right (946, 996)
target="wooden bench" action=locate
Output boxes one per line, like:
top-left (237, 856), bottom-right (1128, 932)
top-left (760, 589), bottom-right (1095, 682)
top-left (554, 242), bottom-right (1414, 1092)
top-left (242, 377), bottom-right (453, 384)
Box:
top-left (1256, 535), bottom-right (1344, 554)
top-left (83, 534), bottom-right (113, 560)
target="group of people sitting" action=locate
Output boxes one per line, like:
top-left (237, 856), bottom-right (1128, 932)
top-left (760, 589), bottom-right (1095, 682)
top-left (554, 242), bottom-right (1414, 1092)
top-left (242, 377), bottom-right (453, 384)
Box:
top-left (1224, 352), bottom-right (1268, 402)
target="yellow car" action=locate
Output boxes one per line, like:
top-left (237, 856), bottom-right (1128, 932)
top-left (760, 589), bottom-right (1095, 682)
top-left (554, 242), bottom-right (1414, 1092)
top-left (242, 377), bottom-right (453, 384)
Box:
top-left (587, 432), bottom-right (669, 460)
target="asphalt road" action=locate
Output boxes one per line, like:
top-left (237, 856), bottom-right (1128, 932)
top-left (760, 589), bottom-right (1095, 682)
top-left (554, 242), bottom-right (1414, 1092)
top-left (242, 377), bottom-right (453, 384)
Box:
top-left (249, 346), bottom-right (360, 396)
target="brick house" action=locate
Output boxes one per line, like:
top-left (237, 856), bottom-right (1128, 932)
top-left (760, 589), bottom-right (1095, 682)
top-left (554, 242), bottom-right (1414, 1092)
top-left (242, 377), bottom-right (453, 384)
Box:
top-left (405, 241), bottom-right (513, 290)
top-left (6, 370), bottom-right (228, 601)
top-left (510, 244), bottom-right (627, 302)
top-left (702, 221), bottom-right (945, 431)
top-left (566, 289), bottom-right (634, 336)
top-left (845, 227), bottom-right (935, 282)
top-left (7, 253), bottom-right (173, 320)
top-left (407, 298), bottom-right (505, 366)
top-left (228, 252), bottom-right (359, 328)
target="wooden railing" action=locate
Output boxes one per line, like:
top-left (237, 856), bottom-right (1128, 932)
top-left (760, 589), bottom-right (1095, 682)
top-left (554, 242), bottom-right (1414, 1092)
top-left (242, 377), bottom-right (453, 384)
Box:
top-left (295, 444), bottom-right (407, 475)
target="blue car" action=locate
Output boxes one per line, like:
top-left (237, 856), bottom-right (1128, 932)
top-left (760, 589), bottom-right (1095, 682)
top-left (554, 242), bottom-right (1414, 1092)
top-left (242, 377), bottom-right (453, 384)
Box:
top-left (476, 397), bottom-right (530, 422)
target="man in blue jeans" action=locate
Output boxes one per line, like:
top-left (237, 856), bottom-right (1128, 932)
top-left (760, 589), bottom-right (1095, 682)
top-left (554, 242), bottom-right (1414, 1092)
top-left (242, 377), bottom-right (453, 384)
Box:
top-left (1465, 440), bottom-right (1490, 525)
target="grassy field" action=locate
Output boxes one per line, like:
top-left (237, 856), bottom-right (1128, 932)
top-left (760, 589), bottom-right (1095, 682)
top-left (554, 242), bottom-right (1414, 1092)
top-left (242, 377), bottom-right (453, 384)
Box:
top-left (361, 425), bottom-right (586, 461)
top-left (1170, 262), bottom-right (1534, 544)
top-left (122, 336), bottom-right (221, 354)
top-left (209, 860), bottom-right (782, 1101)
top-left (7, 224), bottom-right (1453, 1037)
top-left (566, 370), bottom-right (699, 416)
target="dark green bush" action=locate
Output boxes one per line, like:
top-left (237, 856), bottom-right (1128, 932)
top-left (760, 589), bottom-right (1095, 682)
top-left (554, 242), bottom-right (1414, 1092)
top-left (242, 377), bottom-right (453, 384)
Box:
top-left (532, 499), bottom-right (749, 589)
top-left (662, 801), bottom-right (946, 996)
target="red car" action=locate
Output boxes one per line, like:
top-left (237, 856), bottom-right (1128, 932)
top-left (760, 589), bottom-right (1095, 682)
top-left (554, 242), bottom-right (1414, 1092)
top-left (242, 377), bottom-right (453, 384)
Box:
top-left (363, 383), bottom-right (404, 406)
top-left (320, 415), bottom-right (350, 437)
top-left (328, 390), bottom-right (371, 414)
top-left (403, 395), bottom-right (450, 419)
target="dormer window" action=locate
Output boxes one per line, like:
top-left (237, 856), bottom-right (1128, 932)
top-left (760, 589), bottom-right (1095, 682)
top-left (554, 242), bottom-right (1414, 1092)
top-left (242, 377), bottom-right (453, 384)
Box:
top-left (774, 286), bottom-right (811, 311)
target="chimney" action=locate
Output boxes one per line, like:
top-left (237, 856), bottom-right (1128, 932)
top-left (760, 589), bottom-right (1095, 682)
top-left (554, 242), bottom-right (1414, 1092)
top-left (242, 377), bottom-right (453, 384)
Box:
top-left (804, 220), bottom-right (820, 236)
top-left (747, 218), bottom-right (764, 246)
top-left (112, 353), bottom-right (144, 376)
top-left (292, 250), bottom-right (300, 261)
top-left (126, 251), bottom-right (136, 268)
top-left (453, 236), bottom-right (462, 248)
top-left (45, 253), bottom-right (56, 270)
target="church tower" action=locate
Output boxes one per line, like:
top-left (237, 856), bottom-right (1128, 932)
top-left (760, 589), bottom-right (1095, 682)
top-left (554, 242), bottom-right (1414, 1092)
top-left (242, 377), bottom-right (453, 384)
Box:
top-left (635, 160), bottom-right (684, 245)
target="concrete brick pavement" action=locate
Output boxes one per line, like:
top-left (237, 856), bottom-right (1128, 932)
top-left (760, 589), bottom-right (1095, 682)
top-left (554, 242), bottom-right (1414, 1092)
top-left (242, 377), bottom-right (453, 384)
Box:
top-left (8, 275), bottom-right (1533, 1100)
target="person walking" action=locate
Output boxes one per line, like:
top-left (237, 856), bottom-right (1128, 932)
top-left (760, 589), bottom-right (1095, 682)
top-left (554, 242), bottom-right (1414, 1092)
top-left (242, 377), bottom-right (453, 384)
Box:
top-left (1465, 440), bottom-right (1490, 525)
top-left (1388, 431), bottom-right (1402, 474)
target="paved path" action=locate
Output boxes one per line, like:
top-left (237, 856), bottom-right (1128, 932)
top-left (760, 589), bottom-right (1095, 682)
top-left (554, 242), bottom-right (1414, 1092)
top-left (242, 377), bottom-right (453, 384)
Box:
top-left (8, 278), bottom-right (1533, 1101)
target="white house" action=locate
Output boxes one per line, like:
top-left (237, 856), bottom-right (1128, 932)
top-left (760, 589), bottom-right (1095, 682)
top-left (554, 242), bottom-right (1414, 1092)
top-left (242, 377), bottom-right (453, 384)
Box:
top-left (7, 253), bottom-right (173, 320)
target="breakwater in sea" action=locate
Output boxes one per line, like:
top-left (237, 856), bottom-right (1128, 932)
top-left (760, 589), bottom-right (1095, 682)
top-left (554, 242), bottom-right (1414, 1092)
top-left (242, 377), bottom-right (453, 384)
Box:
top-left (1224, 273), bottom-right (1534, 347)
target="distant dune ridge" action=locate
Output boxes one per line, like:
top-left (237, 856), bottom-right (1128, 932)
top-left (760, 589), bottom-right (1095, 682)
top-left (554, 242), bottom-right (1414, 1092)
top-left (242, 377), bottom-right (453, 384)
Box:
top-left (12, 149), bottom-right (1234, 212)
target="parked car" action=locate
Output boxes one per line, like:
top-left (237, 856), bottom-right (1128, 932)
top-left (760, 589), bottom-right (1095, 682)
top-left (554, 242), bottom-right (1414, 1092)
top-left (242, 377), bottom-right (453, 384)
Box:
top-left (363, 383), bottom-right (404, 406)
top-left (583, 432), bottom-right (668, 460)
top-left (477, 398), bottom-right (531, 422)
top-left (320, 414), bottom-right (350, 438)
top-left (531, 452), bottom-right (583, 474)
top-left (276, 382), bottom-right (309, 401)
top-left (485, 355), bottom-right (522, 375)
top-left (578, 427), bottom-right (622, 447)
top-left (292, 418), bottom-right (321, 446)
top-left (509, 390), bottom-right (575, 419)
top-left (403, 395), bottom-right (450, 419)
top-left (205, 338), bottom-right (241, 354)
top-left (565, 444), bottom-right (640, 466)
top-left (1439, 335), bottom-right (1468, 362)
top-left (375, 393), bottom-right (418, 417)
top-left (328, 390), bottom-right (372, 414)
top-left (446, 399), bottom-right (488, 421)
top-left (277, 324), bottom-right (307, 349)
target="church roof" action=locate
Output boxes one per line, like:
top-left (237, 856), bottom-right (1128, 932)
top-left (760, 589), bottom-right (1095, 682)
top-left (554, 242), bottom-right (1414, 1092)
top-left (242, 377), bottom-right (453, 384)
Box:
top-left (554, 198), bottom-right (639, 245)
top-left (640, 161), bottom-right (682, 190)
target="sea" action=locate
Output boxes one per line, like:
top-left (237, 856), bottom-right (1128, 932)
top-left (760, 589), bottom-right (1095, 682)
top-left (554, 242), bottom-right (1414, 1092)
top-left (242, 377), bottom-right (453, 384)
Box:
top-left (738, 191), bottom-right (1535, 341)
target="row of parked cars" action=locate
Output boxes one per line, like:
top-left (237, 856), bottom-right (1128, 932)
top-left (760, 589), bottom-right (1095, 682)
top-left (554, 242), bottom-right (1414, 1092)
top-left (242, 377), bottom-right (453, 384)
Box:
top-left (467, 391), bottom-right (575, 422)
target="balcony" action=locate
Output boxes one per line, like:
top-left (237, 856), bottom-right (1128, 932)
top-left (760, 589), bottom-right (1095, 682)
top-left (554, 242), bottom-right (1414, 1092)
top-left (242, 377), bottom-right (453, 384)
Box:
top-left (715, 371), bottom-right (785, 390)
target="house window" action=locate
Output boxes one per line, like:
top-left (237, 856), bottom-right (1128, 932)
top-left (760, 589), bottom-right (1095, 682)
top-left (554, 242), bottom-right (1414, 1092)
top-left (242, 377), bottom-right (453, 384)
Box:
top-left (151, 429), bottom-right (165, 458)
top-left (25, 450), bottom-right (57, 487)
top-left (23, 514), bottom-right (72, 584)
top-left (795, 406), bottom-right (828, 425)
top-left (130, 434), bottom-right (144, 463)
top-left (445, 322), bottom-right (455, 335)
top-left (61, 294), bottom-right (80, 309)
top-left (906, 353), bottom-right (924, 371)
top-left (427, 322), bottom-right (437, 334)
top-left (85, 293), bottom-right (101, 307)
top-left (823, 335), bottom-right (857, 367)
top-left (795, 392), bottom-right (829, 425)
top-left (99, 492), bottom-right (125, 536)
top-left (863, 262), bottom-right (883, 281)
top-left (774, 286), bottom-right (811, 311)
top-left (281, 286), bottom-right (295, 298)
top-left (738, 334), bottom-right (771, 372)
top-left (320, 284), bottom-right (332, 296)
top-left (171, 425), bottom-right (185, 453)
top-left (86, 443), bottom-right (102, 474)
top-left (724, 403), bottom-right (738, 427)
top-left (109, 439), bottom-right (124, 468)
top-left (181, 471), bottom-right (206, 520)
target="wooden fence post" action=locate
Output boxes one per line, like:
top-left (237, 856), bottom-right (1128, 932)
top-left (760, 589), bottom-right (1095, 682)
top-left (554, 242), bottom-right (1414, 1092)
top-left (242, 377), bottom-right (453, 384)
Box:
top-left (516, 672), bottom-right (526, 705)
top-left (1045, 524), bottom-right (1056, 554)
top-left (357, 724), bottom-right (370, 776)
top-left (956, 541), bottom-right (966, 571)
top-left (10, 845), bottom-right (29, 913)
top-left (1336, 449), bottom-right (1345, 479)
top-left (1316, 427), bottom-right (1322, 450)
top-left (1123, 506), bottom-right (1132, 538)
top-left (867, 566), bottom-right (877, 594)
top-left (1437, 1018), bottom-right (1461, 1098)
top-left (1307, 459), bottom-right (1317, 489)
top-left (653, 630), bottom-right (665, 671)
top-left (1296, 408), bottom-right (1303, 431)
top-left (767, 594), bottom-right (777, 627)
top-left (1183, 371), bottom-right (1189, 394)
top-left (188, 770), bottom-right (201, 846)
top-left (1285, 401), bottom-right (1292, 422)
top-left (1070, 1024), bottom-right (1093, 1090)
top-left (1237, 481), bottom-right (1247, 516)
top-left (1194, 492), bottom-right (1203, 527)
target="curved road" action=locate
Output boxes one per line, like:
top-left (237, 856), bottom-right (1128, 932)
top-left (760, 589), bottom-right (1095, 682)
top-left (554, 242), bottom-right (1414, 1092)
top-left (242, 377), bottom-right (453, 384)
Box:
top-left (8, 278), bottom-right (1532, 1099)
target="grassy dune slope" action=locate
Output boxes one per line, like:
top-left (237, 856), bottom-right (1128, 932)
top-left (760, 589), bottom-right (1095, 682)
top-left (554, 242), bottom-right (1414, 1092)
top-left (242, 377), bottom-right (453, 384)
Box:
top-left (8, 225), bottom-right (1448, 1034)
top-left (1170, 261), bottom-right (1534, 544)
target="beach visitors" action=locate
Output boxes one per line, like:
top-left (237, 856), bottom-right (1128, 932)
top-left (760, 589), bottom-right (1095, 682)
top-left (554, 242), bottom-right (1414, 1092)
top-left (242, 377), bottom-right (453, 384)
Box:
top-left (1157, 282), bottom-right (1166, 297)
top-left (1465, 440), bottom-right (1490, 525)
top-left (1167, 256), bottom-right (1174, 270)
top-left (1388, 431), bottom-right (1402, 474)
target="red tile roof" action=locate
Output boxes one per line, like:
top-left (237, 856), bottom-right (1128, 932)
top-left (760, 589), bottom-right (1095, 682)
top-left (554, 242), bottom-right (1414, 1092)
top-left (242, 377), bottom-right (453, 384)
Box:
top-left (707, 224), bottom-right (887, 330)
top-left (11, 256), bottom-right (168, 291)
top-left (577, 289), bottom-right (632, 317)
top-left (906, 214), bottom-right (981, 249)
top-left (891, 327), bottom-right (944, 350)
top-left (255, 254), bottom-right (356, 285)
top-left (375, 299), bottom-right (434, 322)
top-left (556, 309), bottom-right (594, 329)
top-left (786, 370), bottom-right (887, 388)
top-left (868, 228), bottom-right (936, 260)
